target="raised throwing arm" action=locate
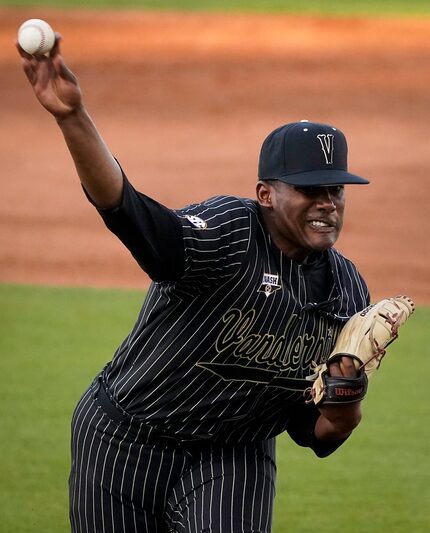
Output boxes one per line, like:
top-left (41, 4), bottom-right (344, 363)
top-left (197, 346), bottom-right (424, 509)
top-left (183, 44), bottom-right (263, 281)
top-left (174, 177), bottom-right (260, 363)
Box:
top-left (17, 36), bottom-right (123, 209)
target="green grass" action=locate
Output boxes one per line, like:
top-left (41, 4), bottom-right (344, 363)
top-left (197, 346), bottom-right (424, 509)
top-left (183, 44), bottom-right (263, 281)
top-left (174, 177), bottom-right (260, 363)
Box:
top-left (2, 0), bottom-right (430, 16)
top-left (0, 284), bottom-right (144, 533)
top-left (1, 284), bottom-right (429, 532)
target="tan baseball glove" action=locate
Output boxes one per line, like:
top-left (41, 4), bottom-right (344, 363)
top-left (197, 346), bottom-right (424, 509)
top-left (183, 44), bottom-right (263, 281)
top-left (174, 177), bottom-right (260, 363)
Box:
top-left (306, 295), bottom-right (415, 406)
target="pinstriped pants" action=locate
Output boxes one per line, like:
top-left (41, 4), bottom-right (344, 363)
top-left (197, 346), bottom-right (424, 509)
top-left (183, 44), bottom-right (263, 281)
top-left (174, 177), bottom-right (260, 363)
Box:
top-left (69, 378), bottom-right (277, 533)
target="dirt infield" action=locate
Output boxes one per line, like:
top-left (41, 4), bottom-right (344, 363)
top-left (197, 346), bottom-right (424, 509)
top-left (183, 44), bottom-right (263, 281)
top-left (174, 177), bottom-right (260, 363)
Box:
top-left (1, 8), bottom-right (429, 303)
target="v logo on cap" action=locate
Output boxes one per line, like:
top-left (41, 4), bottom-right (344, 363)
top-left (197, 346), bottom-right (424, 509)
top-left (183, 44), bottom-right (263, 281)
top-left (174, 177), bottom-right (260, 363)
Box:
top-left (317, 134), bottom-right (334, 164)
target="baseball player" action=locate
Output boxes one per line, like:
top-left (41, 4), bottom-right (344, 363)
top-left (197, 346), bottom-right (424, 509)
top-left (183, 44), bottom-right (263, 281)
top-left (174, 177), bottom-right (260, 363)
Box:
top-left (17, 38), bottom-right (398, 533)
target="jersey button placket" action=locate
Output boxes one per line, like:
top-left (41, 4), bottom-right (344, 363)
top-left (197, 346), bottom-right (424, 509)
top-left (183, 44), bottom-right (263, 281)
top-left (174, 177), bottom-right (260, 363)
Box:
top-left (297, 264), bottom-right (307, 311)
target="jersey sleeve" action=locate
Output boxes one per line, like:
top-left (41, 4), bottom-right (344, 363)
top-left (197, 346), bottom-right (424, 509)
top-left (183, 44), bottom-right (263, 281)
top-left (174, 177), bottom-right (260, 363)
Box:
top-left (88, 172), bottom-right (185, 282)
top-left (174, 195), bottom-right (253, 289)
top-left (85, 169), bottom-right (253, 286)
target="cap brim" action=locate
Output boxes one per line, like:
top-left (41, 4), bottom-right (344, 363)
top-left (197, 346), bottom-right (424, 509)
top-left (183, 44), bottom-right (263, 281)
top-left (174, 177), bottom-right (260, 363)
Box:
top-left (275, 169), bottom-right (369, 186)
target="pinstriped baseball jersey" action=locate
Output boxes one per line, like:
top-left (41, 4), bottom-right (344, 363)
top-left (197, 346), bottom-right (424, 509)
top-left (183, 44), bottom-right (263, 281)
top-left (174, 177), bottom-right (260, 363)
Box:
top-left (96, 176), bottom-right (369, 445)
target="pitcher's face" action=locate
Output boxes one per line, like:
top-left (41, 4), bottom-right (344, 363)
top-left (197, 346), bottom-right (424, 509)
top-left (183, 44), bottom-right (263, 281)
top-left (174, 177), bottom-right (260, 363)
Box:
top-left (257, 181), bottom-right (345, 261)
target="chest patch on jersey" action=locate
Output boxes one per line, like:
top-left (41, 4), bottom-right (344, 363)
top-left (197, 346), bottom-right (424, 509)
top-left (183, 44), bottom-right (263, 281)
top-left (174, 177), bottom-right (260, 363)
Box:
top-left (184, 215), bottom-right (207, 229)
top-left (258, 272), bottom-right (282, 297)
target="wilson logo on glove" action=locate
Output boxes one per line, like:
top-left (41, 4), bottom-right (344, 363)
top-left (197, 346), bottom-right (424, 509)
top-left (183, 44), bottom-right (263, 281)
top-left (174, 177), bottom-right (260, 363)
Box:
top-left (334, 387), bottom-right (365, 397)
top-left (304, 295), bottom-right (415, 406)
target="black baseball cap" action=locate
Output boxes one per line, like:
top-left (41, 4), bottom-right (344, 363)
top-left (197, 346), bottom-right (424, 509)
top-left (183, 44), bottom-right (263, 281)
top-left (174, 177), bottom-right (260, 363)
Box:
top-left (258, 120), bottom-right (369, 186)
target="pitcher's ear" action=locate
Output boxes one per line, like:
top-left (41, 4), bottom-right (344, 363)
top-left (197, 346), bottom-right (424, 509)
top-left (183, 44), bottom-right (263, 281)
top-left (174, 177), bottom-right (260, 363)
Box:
top-left (256, 180), bottom-right (273, 207)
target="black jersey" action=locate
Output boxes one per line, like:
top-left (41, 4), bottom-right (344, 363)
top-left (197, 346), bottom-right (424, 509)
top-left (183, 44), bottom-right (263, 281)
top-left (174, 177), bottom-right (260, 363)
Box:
top-left (92, 175), bottom-right (369, 448)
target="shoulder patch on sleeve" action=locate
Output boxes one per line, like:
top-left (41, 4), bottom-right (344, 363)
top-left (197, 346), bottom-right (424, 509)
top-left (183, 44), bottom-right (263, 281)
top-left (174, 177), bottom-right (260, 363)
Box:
top-left (184, 215), bottom-right (207, 229)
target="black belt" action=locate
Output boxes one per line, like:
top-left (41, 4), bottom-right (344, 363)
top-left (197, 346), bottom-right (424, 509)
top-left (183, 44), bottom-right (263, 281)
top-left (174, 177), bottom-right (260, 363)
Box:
top-left (91, 374), bottom-right (204, 447)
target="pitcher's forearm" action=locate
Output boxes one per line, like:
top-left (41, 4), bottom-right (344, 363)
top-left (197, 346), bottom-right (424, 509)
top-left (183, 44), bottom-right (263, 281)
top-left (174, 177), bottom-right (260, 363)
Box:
top-left (57, 108), bottom-right (124, 209)
top-left (315, 402), bottom-right (362, 442)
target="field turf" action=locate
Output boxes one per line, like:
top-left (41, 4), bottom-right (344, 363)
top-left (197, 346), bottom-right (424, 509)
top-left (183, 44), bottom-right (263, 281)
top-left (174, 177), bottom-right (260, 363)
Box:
top-left (2, 0), bottom-right (430, 15)
top-left (1, 284), bottom-right (429, 532)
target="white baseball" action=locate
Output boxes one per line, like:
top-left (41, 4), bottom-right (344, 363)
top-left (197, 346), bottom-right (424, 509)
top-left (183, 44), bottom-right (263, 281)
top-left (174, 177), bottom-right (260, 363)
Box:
top-left (18, 19), bottom-right (55, 56)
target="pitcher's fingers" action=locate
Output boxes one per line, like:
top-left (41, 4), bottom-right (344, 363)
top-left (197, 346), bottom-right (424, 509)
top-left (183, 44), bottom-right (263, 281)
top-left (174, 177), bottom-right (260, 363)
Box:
top-left (15, 40), bottom-right (33, 60)
top-left (49, 33), bottom-right (62, 59)
top-left (339, 356), bottom-right (357, 377)
top-left (57, 57), bottom-right (78, 83)
top-left (18, 44), bottom-right (38, 85)
top-left (50, 35), bottom-right (76, 83)
top-left (328, 361), bottom-right (342, 377)
top-left (22, 60), bottom-right (37, 84)
top-left (16, 39), bottom-right (38, 85)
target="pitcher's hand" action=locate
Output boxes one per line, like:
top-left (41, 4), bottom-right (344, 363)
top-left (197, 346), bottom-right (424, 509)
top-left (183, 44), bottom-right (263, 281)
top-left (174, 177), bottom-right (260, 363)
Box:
top-left (17, 35), bottom-right (83, 119)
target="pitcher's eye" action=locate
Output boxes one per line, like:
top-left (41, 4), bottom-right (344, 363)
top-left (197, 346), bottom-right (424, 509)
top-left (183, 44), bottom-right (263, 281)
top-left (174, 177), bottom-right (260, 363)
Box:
top-left (330, 185), bottom-right (345, 196)
top-left (292, 186), bottom-right (321, 196)
top-left (292, 185), bottom-right (344, 198)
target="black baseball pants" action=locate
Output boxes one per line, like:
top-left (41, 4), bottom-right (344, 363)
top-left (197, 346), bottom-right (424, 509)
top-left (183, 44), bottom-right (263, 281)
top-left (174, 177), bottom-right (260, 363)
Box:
top-left (69, 376), bottom-right (277, 533)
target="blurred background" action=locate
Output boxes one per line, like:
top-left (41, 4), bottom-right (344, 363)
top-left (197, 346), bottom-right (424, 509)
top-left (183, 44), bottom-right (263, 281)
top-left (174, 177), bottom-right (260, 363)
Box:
top-left (0, 2), bottom-right (429, 532)
top-left (1, 0), bottom-right (429, 300)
